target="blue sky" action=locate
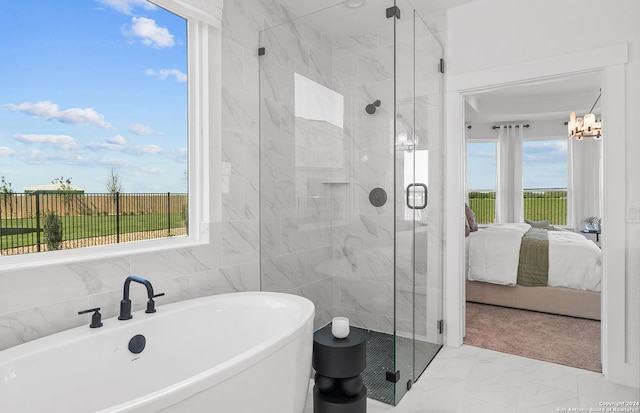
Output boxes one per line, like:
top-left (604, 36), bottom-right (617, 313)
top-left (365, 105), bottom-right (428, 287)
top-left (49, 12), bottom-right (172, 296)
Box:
top-left (467, 140), bottom-right (568, 190)
top-left (0, 0), bottom-right (187, 193)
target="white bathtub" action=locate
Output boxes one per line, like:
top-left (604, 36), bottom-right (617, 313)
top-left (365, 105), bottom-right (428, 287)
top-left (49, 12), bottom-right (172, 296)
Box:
top-left (0, 292), bottom-right (315, 413)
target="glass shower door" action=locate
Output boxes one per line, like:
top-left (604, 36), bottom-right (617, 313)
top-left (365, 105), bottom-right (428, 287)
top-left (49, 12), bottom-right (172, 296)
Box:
top-left (393, 1), bottom-right (444, 404)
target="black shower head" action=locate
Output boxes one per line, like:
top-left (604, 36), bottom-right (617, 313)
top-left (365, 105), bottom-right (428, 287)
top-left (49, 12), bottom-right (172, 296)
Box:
top-left (365, 100), bottom-right (381, 114)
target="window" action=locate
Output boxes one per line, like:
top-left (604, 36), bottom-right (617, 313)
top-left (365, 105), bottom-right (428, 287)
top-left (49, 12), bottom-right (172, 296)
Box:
top-left (522, 140), bottom-right (568, 189)
top-left (522, 139), bottom-right (568, 225)
top-left (466, 139), bottom-right (569, 225)
top-left (0, 1), bottom-right (189, 256)
top-left (466, 141), bottom-right (497, 224)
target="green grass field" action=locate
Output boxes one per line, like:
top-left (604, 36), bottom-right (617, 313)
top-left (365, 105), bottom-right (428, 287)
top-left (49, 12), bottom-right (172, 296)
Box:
top-left (0, 213), bottom-right (186, 250)
top-left (469, 198), bottom-right (567, 225)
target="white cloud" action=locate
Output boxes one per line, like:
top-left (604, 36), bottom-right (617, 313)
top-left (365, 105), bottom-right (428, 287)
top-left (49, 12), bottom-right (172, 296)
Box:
top-left (86, 139), bottom-right (164, 156)
top-left (145, 68), bottom-right (187, 82)
top-left (86, 142), bottom-right (125, 152)
top-left (108, 135), bottom-right (127, 145)
top-left (5, 101), bottom-right (112, 129)
top-left (96, 0), bottom-right (157, 15)
top-left (125, 17), bottom-right (174, 48)
top-left (21, 149), bottom-right (85, 166)
top-left (0, 146), bottom-right (15, 156)
top-left (167, 147), bottom-right (187, 162)
top-left (14, 134), bottom-right (78, 150)
top-left (133, 144), bottom-right (163, 155)
top-left (94, 158), bottom-right (137, 168)
top-left (129, 123), bottom-right (159, 136)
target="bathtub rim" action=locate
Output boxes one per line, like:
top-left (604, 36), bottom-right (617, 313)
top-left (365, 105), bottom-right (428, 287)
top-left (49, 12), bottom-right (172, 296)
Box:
top-left (0, 291), bottom-right (315, 413)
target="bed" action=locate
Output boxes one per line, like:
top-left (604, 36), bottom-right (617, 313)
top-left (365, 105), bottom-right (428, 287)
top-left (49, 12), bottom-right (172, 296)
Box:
top-left (465, 223), bottom-right (602, 320)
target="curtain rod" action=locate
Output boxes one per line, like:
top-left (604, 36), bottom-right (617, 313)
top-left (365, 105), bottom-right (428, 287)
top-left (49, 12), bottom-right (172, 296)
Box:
top-left (491, 124), bottom-right (530, 130)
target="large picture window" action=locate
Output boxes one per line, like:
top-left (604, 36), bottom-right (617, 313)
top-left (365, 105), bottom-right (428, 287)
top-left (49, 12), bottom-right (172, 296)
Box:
top-left (466, 138), bottom-right (568, 225)
top-left (0, 1), bottom-right (188, 256)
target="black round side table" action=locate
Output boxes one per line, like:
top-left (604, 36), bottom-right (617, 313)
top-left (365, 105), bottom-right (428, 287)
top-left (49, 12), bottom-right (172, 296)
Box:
top-left (312, 325), bottom-right (367, 413)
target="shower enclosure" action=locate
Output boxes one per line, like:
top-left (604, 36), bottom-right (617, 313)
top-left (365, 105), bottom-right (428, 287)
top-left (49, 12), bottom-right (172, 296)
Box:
top-left (259, 0), bottom-right (444, 405)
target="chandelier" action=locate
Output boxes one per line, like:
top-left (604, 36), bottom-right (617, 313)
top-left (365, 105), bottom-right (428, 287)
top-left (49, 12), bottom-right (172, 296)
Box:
top-left (567, 92), bottom-right (602, 140)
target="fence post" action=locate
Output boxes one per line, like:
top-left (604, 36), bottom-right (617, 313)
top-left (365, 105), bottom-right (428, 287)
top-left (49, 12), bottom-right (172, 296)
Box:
top-left (35, 192), bottom-right (41, 252)
top-left (116, 192), bottom-right (120, 243)
top-left (167, 192), bottom-right (171, 235)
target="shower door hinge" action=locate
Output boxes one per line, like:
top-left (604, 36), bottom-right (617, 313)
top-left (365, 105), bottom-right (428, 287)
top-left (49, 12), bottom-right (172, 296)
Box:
top-left (438, 319), bottom-right (444, 334)
top-left (439, 58), bottom-right (445, 74)
top-left (385, 370), bottom-right (400, 383)
top-left (386, 6), bottom-right (400, 19)
top-left (258, 47), bottom-right (265, 56)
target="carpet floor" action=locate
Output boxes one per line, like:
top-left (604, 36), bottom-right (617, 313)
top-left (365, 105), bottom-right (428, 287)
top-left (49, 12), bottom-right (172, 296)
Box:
top-left (464, 302), bottom-right (601, 372)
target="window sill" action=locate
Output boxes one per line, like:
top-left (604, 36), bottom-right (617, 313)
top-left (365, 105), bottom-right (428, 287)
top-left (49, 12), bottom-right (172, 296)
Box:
top-left (0, 235), bottom-right (205, 273)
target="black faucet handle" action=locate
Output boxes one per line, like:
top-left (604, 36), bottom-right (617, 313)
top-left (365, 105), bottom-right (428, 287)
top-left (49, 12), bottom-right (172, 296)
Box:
top-left (145, 292), bottom-right (165, 314)
top-left (78, 307), bottom-right (103, 328)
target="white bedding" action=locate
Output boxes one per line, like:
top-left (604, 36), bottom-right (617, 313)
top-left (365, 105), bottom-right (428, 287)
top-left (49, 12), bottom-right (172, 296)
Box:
top-left (466, 224), bottom-right (602, 292)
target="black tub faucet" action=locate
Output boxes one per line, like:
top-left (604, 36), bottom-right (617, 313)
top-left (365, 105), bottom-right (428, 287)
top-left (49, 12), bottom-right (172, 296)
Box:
top-left (118, 276), bottom-right (164, 320)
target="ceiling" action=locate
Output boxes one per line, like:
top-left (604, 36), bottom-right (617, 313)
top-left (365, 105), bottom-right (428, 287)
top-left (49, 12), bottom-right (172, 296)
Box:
top-left (465, 72), bottom-right (603, 124)
top-left (271, 0), bottom-right (479, 40)
top-left (274, 0), bottom-right (479, 18)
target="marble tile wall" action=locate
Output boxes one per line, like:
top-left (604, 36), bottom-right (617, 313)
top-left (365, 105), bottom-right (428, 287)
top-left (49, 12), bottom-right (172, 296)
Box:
top-left (259, 11), bottom-right (337, 330)
top-left (330, 16), bottom-right (396, 334)
top-left (330, 11), bottom-right (446, 338)
top-left (0, 224), bottom-right (261, 350)
top-left (258, 4), bottom-right (447, 338)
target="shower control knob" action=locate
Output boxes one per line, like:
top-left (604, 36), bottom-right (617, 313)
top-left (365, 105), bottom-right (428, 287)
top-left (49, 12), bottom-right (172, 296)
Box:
top-left (365, 99), bottom-right (381, 114)
top-left (369, 187), bottom-right (387, 207)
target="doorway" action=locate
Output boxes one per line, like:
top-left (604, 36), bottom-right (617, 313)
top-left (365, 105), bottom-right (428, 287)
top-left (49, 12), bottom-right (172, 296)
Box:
top-left (444, 43), bottom-right (629, 382)
top-left (460, 73), bottom-right (603, 371)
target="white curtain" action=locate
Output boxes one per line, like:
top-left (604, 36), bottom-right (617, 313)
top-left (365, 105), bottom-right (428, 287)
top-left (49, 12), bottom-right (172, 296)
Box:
top-left (567, 137), bottom-right (602, 230)
top-left (463, 127), bottom-right (469, 204)
top-left (495, 124), bottom-right (524, 223)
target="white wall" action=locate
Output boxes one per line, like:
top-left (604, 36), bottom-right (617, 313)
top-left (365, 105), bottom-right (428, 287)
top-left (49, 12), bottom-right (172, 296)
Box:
top-left (447, 0), bottom-right (640, 387)
top-left (466, 119), bottom-right (567, 142)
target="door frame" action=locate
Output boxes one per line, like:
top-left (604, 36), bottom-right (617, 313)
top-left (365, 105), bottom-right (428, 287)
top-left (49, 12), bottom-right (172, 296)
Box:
top-left (444, 43), bottom-right (632, 385)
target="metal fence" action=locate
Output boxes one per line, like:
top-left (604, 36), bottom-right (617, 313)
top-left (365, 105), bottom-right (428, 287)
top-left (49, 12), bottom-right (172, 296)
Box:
top-left (0, 192), bottom-right (188, 256)
top-left (468, 188), bottom-right (567, 225)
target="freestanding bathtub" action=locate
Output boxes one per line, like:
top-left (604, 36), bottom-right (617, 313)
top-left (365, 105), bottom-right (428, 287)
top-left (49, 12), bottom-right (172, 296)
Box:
top-left (0, 292), bottom-right (315, 413)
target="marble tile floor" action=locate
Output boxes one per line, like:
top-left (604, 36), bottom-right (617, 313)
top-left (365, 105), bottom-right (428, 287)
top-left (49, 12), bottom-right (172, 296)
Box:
top-left (303, 345), bottom-right (640, 413)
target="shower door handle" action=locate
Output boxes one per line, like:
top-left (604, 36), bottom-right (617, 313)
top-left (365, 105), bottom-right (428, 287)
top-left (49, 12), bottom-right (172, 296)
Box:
top-left (406, 183), bottom-right (427, 210)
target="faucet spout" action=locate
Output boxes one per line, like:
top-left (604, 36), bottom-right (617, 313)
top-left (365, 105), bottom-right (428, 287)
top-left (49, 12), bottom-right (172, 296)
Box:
top-left (118, 276), bottom-right (157, 320)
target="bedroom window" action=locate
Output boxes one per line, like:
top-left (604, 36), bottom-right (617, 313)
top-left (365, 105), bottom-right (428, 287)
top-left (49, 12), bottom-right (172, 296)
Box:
top-left (467, 141), bottom-right (497, 224)
top-left (0, 1), bottom-right (189, 256)
top-left (467, 139), bottom-right (568, 225)
top-left (522, 139), bottom-right (568, 225)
